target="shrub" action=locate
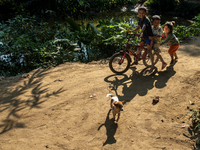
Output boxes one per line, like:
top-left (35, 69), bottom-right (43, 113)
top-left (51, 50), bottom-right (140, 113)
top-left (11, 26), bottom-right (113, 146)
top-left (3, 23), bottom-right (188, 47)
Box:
top-left (0, 15), bottom-right (76, 76)
top-left (186, 107), bottom-right (200, 144)
top-left (173, 14), bottom-right (200, 39)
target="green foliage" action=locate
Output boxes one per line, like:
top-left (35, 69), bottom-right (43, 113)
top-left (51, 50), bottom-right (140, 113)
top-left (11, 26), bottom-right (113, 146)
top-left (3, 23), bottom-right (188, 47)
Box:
top-left (94, 19), bottom-right (139, 59)
top-left (174, 24), bottom-right (200, 39)
top-left (0, 0), bottom-right (138, 21)
top-left (1, 12), bottom-right (200, 76)
top-left (0, 15), bottom-right (76, 76)
top-left (174, 14), bottom-right (200, 39)
top-left (186, 107), bottom-right (200, 131)
top-left (194, 14), bottom-right (200, 26)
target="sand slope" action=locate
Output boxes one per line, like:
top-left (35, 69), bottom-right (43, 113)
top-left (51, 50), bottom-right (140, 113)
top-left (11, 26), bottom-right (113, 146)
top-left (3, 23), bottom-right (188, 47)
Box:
top-left (0, 36), bottom-right (200, 150)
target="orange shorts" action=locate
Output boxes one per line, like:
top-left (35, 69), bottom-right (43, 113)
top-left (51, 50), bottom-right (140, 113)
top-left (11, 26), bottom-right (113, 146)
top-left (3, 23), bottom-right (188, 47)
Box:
top-left (168, 44), bottom-right (179, 54)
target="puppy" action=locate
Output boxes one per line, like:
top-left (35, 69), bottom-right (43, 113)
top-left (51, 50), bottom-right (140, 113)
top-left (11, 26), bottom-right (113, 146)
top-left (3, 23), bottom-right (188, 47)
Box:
top-left (106, 94), bottom-right (124, 122)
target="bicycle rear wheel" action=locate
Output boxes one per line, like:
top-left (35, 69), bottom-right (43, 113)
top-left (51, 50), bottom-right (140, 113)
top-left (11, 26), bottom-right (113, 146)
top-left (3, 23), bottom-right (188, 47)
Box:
top-left (109, 52), bottom-right (131, 74)
top-left (143, 51), bottom-right (158, 67)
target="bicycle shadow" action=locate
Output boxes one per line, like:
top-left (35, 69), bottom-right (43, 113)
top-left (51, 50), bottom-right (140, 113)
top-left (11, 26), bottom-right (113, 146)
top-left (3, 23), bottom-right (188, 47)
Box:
top-left (104, 65), bottom-right (176, 104)
top-left (98, 109), bottom-right (118, 146)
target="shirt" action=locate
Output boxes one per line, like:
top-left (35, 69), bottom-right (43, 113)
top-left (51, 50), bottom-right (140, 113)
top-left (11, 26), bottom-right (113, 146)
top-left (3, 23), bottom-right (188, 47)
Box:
top-left (160, 32), bottom-right (179, 46)
top-left (138, 16), bottom-right (153, 37)
top-left (152, 26), bottom-right (163, 43)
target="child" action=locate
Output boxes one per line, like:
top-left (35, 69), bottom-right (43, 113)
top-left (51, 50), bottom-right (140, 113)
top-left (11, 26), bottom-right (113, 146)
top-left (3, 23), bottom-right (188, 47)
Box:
top-left (149, 15), bottom-right (167, 70)
top-left (160, 21), bottom-right (179, 65)
top-left (128, 6), bottom-right (154, 73)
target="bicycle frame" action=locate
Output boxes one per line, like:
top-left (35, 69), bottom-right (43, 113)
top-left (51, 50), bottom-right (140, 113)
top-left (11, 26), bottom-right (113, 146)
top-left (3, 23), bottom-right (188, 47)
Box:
top-left (109, 33), bottom-right (160, 74)
top-left (120, 34), bottom-right (148, 63)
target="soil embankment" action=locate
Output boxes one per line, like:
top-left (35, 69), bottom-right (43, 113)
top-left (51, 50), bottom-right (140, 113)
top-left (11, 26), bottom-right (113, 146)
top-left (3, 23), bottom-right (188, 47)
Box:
top-left (0, 36), bottom-right (200, 149)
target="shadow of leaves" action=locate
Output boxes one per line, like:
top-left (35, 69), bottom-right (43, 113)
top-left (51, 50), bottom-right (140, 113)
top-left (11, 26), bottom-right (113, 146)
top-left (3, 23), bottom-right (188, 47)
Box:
top-left (0, 68), bottom-right (66, 134)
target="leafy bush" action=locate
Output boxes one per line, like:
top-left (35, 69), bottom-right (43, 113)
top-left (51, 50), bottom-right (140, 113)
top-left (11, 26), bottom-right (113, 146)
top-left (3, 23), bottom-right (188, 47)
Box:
top-left (187, 107), bottom-right (200, 130)
top-left (0, 15), bottom-right (76, 76)
top-left (0, 0), bottom-right (138, 21)
top-left (186, 107), bottom-right (200, 145)
top-left (95, 19), bottom-right (139, 59)
top-left (174, 14), bottom-right (200, 39)
top-left (174, 24), bottom-right (200, 40)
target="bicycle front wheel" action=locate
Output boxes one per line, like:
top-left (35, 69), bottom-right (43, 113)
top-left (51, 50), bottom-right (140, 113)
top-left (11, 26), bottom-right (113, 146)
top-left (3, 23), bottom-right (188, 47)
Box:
top-left (109, 52), bottom-right (131, 74)
top-left (143, 51), bottom-right (158, 67)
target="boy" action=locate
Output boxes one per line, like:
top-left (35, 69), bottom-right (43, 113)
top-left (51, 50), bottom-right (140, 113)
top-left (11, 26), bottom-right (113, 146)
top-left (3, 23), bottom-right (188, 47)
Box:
top-left (128, 6), bottom-right (154, 73)
top-left (149, 15), bottom-right (167, 70)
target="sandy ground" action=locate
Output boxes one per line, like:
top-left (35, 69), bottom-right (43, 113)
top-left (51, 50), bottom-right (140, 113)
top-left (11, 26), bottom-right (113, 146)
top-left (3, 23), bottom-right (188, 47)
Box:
top-left (0, 36), bottom-right (200, 150)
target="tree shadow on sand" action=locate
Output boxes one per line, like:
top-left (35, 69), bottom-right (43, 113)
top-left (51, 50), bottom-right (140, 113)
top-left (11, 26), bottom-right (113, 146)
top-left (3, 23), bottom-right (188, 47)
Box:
top-left (98, 109), bottom-right (118, 146)
top-left (0, 68), bottom-right (66, 134)
top-left (104, 65), bottom-right (176, 104)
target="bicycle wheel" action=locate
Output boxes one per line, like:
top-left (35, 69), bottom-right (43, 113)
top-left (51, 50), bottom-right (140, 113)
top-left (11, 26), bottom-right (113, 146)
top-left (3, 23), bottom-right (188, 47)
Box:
top-left (109, 52), bottom-right (131, 74)
top-left (143, 51), bottom-right (159, 67)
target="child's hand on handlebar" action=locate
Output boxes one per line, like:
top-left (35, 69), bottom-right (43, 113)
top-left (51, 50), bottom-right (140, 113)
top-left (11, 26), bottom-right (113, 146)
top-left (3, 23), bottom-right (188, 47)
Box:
top-left (136, 33), bottom-right (141, 37)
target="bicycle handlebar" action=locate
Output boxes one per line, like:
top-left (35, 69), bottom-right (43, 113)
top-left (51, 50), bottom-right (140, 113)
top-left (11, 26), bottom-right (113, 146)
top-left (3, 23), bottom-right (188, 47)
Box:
top-left (126, 32), bottom-right (137, 40)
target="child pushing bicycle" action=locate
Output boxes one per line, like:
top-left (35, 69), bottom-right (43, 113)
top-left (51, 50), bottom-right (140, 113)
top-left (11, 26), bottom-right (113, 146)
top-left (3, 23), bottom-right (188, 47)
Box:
top-left (160, 21), bottom-right (180, 65)
top-left (128, 6), bottom-right (155, 73)
top-left (149, 15), bottom-right (167, 70)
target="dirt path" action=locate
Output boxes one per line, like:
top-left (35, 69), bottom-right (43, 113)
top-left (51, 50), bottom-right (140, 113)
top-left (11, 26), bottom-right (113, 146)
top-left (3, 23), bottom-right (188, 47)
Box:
top-left (0, 36), bottom-right (200, 150)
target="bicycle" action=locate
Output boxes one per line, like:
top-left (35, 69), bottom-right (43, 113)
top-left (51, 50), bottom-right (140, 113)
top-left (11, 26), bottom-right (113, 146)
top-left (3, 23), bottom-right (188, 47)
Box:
top-left (109, 33), bottom-right (159, 74)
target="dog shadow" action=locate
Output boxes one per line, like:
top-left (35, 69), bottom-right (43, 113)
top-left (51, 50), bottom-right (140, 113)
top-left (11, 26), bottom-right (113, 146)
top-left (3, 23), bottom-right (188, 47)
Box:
top-left (98, 109), bottom-right (118, 146)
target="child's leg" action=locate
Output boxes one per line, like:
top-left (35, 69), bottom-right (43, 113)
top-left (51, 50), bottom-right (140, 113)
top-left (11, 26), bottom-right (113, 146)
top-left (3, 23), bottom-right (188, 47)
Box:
top-left (168, 44), bottom-right (179, 64)
top-left (169, 53), bottom-right (174, 64)
top-left (131, 41), bottom-right (144, 65)
top-left (155, 53), bottom-right (166, 64)
top-left (147, 44), bottom-right (154, 71)
top-left (173, 53), bottom-right (178, 60)
top-left (135, 41), bottom-right (144, 55)
top-left (153, 44), bottom-right (166, 65)
top-left (155, 52), bottom-right (167, 69)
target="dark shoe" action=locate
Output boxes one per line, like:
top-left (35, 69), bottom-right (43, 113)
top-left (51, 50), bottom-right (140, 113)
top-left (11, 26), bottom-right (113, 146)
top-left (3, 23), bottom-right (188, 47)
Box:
top-left (131, 60), bottom-right (138, 66)
top-left (134, 60), bottom-right (138, 65)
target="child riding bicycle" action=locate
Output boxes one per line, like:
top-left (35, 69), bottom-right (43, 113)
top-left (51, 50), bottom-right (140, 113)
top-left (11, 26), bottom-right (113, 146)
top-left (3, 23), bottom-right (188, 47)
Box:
top-left (149, 15), bottom-right (167, 70)
top-left (128, 6), bottom-right (155, 73)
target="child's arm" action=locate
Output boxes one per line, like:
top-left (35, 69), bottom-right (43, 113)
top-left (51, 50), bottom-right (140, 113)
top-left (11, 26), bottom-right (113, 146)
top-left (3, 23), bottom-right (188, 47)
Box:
top-left (150, 27), bottom-right (163, 40)
top-left (161, 31), bottom-right (166, 39)
top-left (160, 33), bottom-right (173, 45)
top-left (137, 24), bottom-right (146, 36)
top-left (128, 25), bottom-right (140, 33)
top-left (149, 35), bottom-right (161, 40)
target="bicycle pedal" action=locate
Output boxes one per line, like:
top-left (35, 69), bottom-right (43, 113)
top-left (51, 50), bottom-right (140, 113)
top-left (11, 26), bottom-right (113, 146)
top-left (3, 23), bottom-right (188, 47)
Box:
top-left (134, 60), bottom-right (138, 65)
